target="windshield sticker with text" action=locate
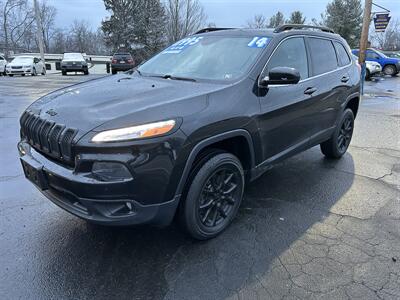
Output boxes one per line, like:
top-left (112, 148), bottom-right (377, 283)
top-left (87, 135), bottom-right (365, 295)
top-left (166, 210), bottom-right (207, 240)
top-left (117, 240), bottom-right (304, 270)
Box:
top-left (247, 37), bottom-right (270, 48)
top-left (163, 37), bottom-right (204, 54)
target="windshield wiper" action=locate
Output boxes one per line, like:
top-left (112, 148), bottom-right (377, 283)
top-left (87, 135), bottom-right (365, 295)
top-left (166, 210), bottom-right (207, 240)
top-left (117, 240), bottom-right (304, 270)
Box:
top-left (149, 74), bottom-right (195, 82)
top-left (162, 74), bottom-right (196, 82)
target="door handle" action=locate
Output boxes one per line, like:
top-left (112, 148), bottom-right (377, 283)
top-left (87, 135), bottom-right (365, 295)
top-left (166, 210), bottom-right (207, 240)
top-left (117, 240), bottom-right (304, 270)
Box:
top-left (304, 87), bottom-right (317, 95)
top-left (341, 76), bottom-right (350, 83)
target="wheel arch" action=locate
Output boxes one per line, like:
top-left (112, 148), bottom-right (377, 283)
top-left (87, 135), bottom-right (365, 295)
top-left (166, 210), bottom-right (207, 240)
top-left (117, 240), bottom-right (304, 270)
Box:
top-left (174, 129), bottom-right (255, 198)
top-left (344, 92), bottom-right (360, 118)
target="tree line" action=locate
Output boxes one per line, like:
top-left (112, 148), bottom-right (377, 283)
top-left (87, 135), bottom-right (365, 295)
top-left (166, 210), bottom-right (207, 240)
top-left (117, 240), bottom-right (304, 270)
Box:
top-left (0, 0), bottom-right (398, 61)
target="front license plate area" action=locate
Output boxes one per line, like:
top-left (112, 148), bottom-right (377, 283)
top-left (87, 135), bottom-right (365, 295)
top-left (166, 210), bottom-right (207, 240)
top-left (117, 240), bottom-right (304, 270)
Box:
top-left (20, 157), bottom-right (48, 190)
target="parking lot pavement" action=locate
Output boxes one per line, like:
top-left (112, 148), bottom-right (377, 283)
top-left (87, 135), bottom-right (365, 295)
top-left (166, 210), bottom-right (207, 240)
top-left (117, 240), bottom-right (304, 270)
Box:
top-left (0, 74), bottom-right (399, 299)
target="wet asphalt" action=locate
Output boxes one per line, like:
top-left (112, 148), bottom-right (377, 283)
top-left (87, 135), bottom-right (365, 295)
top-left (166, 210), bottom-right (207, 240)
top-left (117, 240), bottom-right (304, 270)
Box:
top-left (0, 73), bottom-right (399, 300)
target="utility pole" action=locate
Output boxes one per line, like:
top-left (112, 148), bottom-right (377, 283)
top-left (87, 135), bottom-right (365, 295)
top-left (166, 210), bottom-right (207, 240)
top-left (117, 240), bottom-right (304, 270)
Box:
top-left (33, 0), bottom-right (45, 62)
top-left (359, 0), bottom-right (373, 95)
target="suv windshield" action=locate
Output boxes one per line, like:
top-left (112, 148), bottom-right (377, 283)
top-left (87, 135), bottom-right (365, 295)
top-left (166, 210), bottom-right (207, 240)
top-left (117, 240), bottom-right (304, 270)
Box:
top-left (138, 35), bottom-right (270, 81)
top-left (63, 53), bottom-right (84, 61)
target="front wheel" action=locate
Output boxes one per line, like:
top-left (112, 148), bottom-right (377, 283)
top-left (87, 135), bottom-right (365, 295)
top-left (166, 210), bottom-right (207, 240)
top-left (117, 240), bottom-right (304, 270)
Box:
top-left (32, 68), bottom-right (37, 76)
top-left (179, 152), bottom-right (244, 240)
top-left (320, 109), bottom-right (354, 159)
top-left (383, 64), bottom-right (396, 76)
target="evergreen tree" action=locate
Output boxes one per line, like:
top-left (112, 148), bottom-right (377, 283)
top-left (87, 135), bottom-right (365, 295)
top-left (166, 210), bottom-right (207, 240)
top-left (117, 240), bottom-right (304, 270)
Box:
top-left (101, 0), bottom-right (166, 61)
top-left (324, 0), bottom-right (363, 47)
top-left (268, 12), bottom-right (285, 28)
top-left (287, 11), bottom-right (306, 24)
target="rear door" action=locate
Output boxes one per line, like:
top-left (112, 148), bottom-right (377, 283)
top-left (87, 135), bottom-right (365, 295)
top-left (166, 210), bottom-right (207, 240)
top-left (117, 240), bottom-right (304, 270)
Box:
top-left (303, 37), bottom-right (348, 141)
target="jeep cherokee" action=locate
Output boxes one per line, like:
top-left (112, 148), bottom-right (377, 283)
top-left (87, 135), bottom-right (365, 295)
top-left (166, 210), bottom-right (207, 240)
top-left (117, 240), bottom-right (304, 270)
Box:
top-left (18, 25), bottom-right (360, 240)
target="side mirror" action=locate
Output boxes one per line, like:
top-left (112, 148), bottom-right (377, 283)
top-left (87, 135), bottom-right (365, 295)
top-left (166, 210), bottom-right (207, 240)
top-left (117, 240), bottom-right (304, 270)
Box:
top-left (259, 67), bottom-right (301, 87)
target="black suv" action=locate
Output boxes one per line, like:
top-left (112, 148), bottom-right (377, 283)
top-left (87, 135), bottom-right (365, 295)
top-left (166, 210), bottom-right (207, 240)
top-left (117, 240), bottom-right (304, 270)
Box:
top-left (18, 25), bottom-right (360, 240)
top-left (111, 52), bottom-right (135, 74)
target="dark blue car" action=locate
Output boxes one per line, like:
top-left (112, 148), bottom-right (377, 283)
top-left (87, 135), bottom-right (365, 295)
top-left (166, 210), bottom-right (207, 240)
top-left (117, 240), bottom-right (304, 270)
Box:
top-left (352, 48), bottom-right (400, 76)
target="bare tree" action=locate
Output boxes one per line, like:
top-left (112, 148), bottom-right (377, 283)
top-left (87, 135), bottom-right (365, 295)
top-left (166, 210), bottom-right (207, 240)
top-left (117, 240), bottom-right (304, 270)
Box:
top-left (38, 0), bottom-right (57, 52)
top-left (371, 19), bottom-right (400, 50)
top-left (1, 0), bottom-right (34, 57)
top-left (165, 0), bottom-right (206, 43)
top-left (246, 14), bottom-right (268, 29)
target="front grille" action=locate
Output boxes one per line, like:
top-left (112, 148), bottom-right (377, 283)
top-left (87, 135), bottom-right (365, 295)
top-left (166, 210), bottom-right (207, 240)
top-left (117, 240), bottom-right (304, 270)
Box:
top-left (11, 66), bottom-right (22, 69)
top-left (20, 111), bottom-right (78, 165)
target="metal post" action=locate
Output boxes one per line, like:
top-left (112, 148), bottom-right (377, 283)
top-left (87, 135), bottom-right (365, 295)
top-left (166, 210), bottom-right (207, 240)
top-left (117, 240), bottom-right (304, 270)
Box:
top-left (359, 0), bottom-right (373, 95)
top-left (33, 0), bottom-right (45, 62)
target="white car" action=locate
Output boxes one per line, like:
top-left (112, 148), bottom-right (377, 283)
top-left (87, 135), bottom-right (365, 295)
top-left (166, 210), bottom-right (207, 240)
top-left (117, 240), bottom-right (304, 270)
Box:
top-left (6, 56), bottom-right (46, 77)
top-left (0, 54), bottom-right (7, 75)
top-left (365, 60), bottom-right (382, 80)
top-left (351, 54), bottom-right (381, 80)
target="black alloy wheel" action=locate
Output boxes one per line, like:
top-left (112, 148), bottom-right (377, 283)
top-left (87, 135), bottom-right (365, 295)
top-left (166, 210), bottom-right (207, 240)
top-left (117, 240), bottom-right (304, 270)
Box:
top-left (198, 167), bottom-right (240, 228)
top-left (337, 115), bottom-right (353, 153)
top-left (320, 108), bottom-right (354, 159)
top-left (180, 152), bottom-right (244, 240)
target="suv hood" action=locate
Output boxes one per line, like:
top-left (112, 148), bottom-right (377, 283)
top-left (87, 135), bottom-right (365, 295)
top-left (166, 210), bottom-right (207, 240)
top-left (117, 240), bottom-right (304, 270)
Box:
top-left (27, 74), bottom-right (226, 134)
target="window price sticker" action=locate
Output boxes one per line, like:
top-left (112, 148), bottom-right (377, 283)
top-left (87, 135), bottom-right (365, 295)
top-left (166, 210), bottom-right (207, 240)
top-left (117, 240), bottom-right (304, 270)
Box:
top-left (247, 37), bottom-right (270, 48)
top-left (163, 37), bottom-right (204, 54)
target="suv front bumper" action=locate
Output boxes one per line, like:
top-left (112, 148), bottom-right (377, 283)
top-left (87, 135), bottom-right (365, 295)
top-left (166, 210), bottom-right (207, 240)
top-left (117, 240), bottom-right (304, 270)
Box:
top-left (18, 140), bottom-right (181, 226)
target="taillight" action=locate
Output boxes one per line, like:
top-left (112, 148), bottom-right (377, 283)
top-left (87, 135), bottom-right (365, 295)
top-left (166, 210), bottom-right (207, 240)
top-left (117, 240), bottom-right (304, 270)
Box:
top-left (128, 59), bottom-right (133, 64)
top-left (112, 59), bottom-right (117, 63)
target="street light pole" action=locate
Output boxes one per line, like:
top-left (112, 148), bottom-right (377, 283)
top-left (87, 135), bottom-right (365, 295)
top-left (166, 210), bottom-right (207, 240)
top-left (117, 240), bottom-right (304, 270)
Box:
top-left (33, 0), bottom-right (45, 62)
top-left (359, 0), bottom-right (373, 95)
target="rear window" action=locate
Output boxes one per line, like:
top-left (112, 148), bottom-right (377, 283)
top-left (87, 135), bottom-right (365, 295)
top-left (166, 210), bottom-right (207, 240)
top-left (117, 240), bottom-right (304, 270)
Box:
top-left (308, 38), bottom-right (338, 76)
top-left (333, 42), bottom-right (351, 66)
top-left (114, 53), bottom-right (132, 59)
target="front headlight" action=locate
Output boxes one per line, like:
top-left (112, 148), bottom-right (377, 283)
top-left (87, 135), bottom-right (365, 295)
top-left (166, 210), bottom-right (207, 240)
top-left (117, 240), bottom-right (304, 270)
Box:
top-left (91, 120), bottom-right (176, 142)
top-left (23, 65), bottom-right (31, 68)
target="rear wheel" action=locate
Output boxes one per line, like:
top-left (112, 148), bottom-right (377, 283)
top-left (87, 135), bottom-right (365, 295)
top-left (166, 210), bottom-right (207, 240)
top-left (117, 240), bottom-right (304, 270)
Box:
top-left (32, 68), bottom-right (37, 76)
top-left (8, 74), bottom-right (13, 77)
top-left (84, 69), bottom-right (89, 75)
top-left (383, 64), bottom-right (396, 76)
top-left (62, 70), bottom-right (67, 76)
top-left (320, 109), bottom-right (354, 159)
top-left (112, 69), bottom-right (117, 75)
top-left (179, 152), bottom-right (244, 240)
top-left (41, 67), bottom-right (46, 75)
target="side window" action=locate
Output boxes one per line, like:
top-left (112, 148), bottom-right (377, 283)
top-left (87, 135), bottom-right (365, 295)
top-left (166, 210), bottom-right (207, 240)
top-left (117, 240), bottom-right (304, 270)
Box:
top-left (308, 38), bottom-right (338, 75)
top-left (333, 42), bottom-right (351, 67)
top-left (265, 37), bottom-right (308, 80)
top-left (366, 51), bottom-right (380, 59)
top-left (0, 56), bottom-right (4, 61)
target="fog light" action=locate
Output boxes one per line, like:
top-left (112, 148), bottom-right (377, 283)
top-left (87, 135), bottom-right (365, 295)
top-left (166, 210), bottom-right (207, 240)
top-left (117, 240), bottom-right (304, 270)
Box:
top-left (17, 141), bottom-right (30, 156)
top-left (91, 162), bottom-right (132, 182)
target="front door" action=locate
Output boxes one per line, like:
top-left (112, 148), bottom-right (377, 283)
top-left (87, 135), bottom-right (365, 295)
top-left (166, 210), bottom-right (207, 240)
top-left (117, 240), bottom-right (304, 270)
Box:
top-left (257, 37), bottom-right (316, 163)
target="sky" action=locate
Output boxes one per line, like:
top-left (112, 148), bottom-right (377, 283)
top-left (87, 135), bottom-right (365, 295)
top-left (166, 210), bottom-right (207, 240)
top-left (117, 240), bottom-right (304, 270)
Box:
top-left (47, 0), bottom-right (399, 30)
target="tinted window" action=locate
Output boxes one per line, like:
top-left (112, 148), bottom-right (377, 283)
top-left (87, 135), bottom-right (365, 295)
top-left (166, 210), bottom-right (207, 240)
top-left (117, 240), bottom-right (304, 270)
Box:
top-left (266, 37), bottom-right (308, 80)
top-left (308, 38), bottom-right (337, 75)
top-left (334, 42), bottom-right (350, 66)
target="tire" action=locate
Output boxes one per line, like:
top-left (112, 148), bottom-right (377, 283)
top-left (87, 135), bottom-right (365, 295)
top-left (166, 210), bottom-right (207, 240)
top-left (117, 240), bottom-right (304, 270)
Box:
top-left (365, 69), bottom-right (371, 80)
top-left (112, 69), bottom-right (117, 75)
top-left (84, 70), bottom-right (89, 75)
top-left (179, 151), bottom-right (244, 240)
top-left (383, 64), bottom-right (396, 76)
top-left (62, 71), bottom-right (67, 76)
top-left (32, 68), bottom-right (37, 76)
top-left (8, 74), bottom-right (13, 77)
top-left (41, 68), bottom-right (46, 75)
top-left (21, 74), bottom-right (25, 76)
top-left (320, 108), bottom-right (354, 159)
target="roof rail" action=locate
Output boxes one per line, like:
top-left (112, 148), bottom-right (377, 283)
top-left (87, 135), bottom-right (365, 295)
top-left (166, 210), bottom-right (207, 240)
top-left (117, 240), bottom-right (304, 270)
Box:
top-left (195, 27), bottom-right (235, 34)
top-left (274, 24), bottom-right (335, 34)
